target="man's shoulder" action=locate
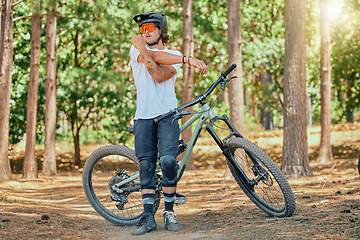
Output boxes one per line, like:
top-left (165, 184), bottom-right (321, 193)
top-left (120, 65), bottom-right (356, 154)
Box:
top-left (130, 45), bottom-right (138, 54)
top-left (130, 45), bottom-right (142, 64)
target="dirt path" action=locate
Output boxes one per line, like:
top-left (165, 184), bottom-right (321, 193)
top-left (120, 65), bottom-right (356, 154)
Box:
top-left (1, 158), bottom-right (359, 240)
top-left (1, 123), bottom-right (360, 239)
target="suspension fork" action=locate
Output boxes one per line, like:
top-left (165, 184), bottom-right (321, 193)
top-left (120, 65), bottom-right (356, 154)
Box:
top-left (205, 114), bottom-right (255, 191)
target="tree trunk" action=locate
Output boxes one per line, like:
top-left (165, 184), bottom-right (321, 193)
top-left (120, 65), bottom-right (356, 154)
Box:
top-left (67, 30), bottom-right (83, 167)
top-left (43, 1), bottom-right (57, 176)
top-left (0, 0), bottom-right (13, 182)
top-left (227, 0), bottom-right (244, 133)
top-left (259, 65), bottom-right (274, 130)
top-left (226, 0), bottom-right (244, 179)
top-left (282, 0), bottom-right (313, 178)
top-left (71, 118), bottom-right (81, 166)
top-left (317, 0), bottom-right (333, 163)
top-left (23, 3), bottom-right (41, 179)
top-left (182, 0), bottom-right (196, 170)
top-left (345, 89), bottom-right (354, 123)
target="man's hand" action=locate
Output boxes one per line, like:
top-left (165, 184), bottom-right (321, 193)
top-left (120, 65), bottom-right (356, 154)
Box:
top-left (188, 57), bottom-right (208, 75)
top-left (131, 34), bottom-right (147, 52)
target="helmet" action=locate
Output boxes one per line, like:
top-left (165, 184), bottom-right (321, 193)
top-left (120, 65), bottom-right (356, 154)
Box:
top-left (133, 11), bottom-right (168, 38)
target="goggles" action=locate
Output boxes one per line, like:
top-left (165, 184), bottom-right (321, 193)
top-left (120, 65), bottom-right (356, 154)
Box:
top-left (139, 23), bottom-right (158, 34)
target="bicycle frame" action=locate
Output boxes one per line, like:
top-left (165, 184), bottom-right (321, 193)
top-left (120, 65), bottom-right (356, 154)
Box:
top-left (112, 101), bottom-right (257, 193)
top-left (176, 103), bottom-right (216, 178)
top-left (178, 102), bottom-right (265, 192)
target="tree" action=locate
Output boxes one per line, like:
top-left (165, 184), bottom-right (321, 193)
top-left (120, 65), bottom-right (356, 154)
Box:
top-left (282, 0), bottom-right (313, 178)
top-left (22, 1), bottom-right (41, 179)
top-left (227, 0), bottom-right (244, 133)
top-left (9, 2), bottom-right (37, 148)
top-left (0, 0), bottom-right (13, 182)
top-left (317, 0), bottom-right (333, 163)
top-left (259, 65), bottom-right (274, 130)
top-left (43, 0), bottom-right (57, 175)
top-left (224, 0), bottom-right (244, 179)
top-left (181, 0), bottom-right (196, 170)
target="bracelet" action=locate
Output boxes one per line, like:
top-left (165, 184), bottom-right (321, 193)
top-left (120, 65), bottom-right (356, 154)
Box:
top-left (182, 56), bottom-right (186, 64)
top-left (188, 56), bottom-right (191, 66)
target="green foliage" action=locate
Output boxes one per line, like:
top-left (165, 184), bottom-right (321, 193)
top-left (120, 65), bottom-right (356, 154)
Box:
top-left (331, 0), bottom-right (360, 122)
top-left (241, 0), bottom-right (286, 128)
top-left (8, 0), bottom-right (360, 151)
top-left (55, 0), bottom-right (139, 146)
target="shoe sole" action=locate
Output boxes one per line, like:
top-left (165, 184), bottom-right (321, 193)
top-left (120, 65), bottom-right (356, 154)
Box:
top-left (132, 226), bottom-right (157, 235)
top-left (165, 225), bottom-right (182, 232)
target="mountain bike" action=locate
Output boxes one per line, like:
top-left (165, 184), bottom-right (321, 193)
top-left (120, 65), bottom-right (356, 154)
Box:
top-left (82, 64), bottom-right (296, 226)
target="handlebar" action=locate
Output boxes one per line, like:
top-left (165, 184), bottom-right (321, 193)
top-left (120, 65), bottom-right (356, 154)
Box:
top-left (202, 63), bottom-right (237, 99)
top-left (223, 63), bottom-right (237, 77)
top-left (154, 63), bottom-right (237, 123)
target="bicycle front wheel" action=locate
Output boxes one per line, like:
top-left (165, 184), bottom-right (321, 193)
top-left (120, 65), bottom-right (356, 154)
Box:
top-left (227, 138), bottom-right (296, 217)
top-left (82, 145), bottom-right (160, 226)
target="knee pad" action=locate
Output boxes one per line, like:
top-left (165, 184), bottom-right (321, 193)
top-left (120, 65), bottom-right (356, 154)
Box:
top-left (160, 155), bottom-right (178, 187)
top-left (139, 160), bottom-right (156, 189)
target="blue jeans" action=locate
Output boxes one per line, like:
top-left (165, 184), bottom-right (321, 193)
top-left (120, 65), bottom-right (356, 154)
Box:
top-left (134, 115), bottom-right (180, 189)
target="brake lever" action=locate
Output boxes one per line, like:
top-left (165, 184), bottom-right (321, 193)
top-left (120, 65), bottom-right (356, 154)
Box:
top-left (229, 76), bottom-right (237, 81)
top-left (221, 76), bottom-right (238, 90)
top-left (171, 111), bottom-right (191, 124)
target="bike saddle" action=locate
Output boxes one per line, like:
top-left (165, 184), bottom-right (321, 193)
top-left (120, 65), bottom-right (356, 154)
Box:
top-left (128, 125), bottom-right (134, 134)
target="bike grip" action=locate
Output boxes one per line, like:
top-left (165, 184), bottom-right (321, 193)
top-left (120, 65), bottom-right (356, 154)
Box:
top-left (223, 63), bottom-right (237, 77)
top-left (154, 111), bottom-right (173, 123)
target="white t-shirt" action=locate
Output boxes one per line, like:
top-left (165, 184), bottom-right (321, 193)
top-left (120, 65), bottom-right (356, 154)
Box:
top-left (130, 45), bottom-right (182, 120)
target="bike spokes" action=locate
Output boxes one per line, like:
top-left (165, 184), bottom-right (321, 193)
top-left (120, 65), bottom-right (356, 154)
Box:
top-left (232, 147), bottom-right (287, 212)
top-left (90, 154), bottom-right (143, 218)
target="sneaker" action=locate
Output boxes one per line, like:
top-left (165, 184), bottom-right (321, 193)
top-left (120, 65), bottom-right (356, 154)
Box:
top-left (163, 210), bottom-right (183, 231)
top-left (131, 213), bottom-right (157, 235)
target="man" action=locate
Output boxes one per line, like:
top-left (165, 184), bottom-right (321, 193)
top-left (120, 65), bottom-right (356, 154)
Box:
top-left (130, 11), bottom-right (207, 235)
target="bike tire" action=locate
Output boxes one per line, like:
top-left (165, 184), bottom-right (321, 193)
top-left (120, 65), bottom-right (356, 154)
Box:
top-left (82, 145), bottom-right (161, 226)
top-left (227, 138), bottom-right (296, 217)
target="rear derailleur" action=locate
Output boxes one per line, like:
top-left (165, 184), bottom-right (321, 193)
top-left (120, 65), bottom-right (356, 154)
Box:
top-left (108, 170), bottom-right (139, 210)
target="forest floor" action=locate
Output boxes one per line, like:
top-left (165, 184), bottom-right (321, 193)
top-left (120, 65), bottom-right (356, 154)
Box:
top-left (0, 122), bottom-right (360, 240)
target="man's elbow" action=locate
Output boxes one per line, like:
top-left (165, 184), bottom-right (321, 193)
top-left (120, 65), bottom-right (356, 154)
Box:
top-left (153, 75), bottom-right (166, 83)
top-left (152, 72), bottom-right (172, 83)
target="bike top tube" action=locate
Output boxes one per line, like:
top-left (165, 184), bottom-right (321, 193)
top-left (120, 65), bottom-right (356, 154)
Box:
top-left (154, 63), bottom-right (237, 123)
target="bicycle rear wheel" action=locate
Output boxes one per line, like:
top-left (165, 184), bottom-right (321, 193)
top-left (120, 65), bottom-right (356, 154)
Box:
top-left (82, 145), bottom-right (161, 226)
top-left (227, 138), bottom-right (295, 217)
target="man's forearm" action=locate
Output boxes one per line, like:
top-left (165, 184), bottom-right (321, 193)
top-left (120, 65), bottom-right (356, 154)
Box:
top-left (151, 51), bottom-right (186, 65)
top-left (138, 48), bottom-right (177, 83)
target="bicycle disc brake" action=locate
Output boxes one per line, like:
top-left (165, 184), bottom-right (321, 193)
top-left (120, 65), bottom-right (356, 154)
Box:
top-left (251, 165), bottom-right (273, 186)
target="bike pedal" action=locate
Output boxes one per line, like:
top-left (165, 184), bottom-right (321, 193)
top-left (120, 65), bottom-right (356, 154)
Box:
top-left (174, 193), bottom-right (188, 205)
